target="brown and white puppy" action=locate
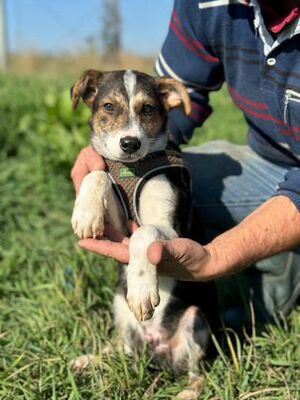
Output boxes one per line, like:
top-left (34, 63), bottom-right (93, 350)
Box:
top-left (71, 69), bottom-right (210, 399)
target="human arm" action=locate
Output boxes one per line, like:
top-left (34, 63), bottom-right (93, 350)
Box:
top-left (145, 195), bottom-right (300, 281)
top-left (79, 195), bottom-right (300, 279)
top-left (155, 0), bottom-right (224, 144)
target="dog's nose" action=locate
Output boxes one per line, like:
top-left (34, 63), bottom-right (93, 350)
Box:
top-left (119, 136), bottom-right (141, 154)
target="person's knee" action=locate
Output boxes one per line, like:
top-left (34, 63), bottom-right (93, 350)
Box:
top-left (184, 139), bottom-right (232, 156)
top-left (183, 144), bottom-right (243, 205)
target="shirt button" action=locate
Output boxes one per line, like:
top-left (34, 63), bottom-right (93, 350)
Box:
top-left (267, 57), bottom-right (276, 66)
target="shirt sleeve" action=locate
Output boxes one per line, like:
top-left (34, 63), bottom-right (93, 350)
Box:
top-left (155, 0), bottom-right (224, 144)
top-left (275, 169), bottom-right (300, 211)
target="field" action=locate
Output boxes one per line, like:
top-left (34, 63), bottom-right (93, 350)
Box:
top-left (0, 72), bottom-right (299, 399)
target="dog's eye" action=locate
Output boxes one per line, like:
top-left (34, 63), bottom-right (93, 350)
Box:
top-left (141, 104), bottom-right (153, 114)
top-left (103, 103), bottom-right (114, 112)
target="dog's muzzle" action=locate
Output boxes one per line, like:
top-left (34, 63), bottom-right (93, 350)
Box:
top-left (119, 136), bottom-right (141, 154)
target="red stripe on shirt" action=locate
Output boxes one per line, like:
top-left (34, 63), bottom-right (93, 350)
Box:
top-left (230, 89), bottom-right (300, 140)
top-left (191, 102), bottom-right (208, 113)
top-left (170, 10), bottom-right (219, 63)
top-left (280, 127), bottom-right (300, 141)
top-left (230, 93), bottom-right (285, 126)
top-left (228, 86), bottom-right (269, 110)
top-left (190, 102), bottom-right (211, 122)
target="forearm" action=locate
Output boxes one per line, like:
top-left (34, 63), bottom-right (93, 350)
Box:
top-left (203, 195), bottom-right (300, 279)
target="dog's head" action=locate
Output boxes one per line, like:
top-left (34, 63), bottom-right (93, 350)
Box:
top-left (71, 69), bottom-right (191, 162)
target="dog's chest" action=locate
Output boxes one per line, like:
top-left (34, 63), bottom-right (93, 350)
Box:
top-left (104, 149), bottom-right (191, 229)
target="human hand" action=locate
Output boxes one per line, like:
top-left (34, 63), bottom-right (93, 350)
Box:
top-left (78, 221), bottom-right (138, 264)
top-left (71, 145), bottom-right (106, 194)
top-left (71, 146), bottom-right (138, 246)
top-left (80, 235), bottom-right (216, 281)
top-left (147, 238), bottom-right (215, 281)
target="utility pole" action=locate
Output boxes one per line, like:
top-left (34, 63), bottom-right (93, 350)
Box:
top-left (0, 0), bottom-right (8, 70)
top-left (101, 0), bottom-right (121, 57)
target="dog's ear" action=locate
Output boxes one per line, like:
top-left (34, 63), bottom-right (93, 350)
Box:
top-left (156, 77), bottom-right (191, 115)
top-left (71, 69), bottom-right (103, 110)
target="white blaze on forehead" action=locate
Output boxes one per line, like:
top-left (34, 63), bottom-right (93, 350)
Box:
top-left (123, 70), bottom-right (143, 139)
top-left (124, 70), bottom-right (137, 121)
top-left (124, 69), bottom-right (136, 98)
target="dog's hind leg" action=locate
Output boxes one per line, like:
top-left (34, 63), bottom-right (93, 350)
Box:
top-left (176, 376), bottom-right (205, 400)
top-left (113, 282), bottom-right (144, 355)
top-left (70, 354), bottom-right (97, 372)
top-left (169, 306), bottom-right (209, 400)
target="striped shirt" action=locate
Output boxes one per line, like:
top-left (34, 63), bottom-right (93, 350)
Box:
top-left (156, 0), bottom-right (300, 210)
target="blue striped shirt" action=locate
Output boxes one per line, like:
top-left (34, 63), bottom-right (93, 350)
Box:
top-left (156, 0), bottom-right (300, 210)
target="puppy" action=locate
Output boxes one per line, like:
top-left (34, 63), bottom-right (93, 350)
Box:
top-left (71, 69), bottom-right (213, 399)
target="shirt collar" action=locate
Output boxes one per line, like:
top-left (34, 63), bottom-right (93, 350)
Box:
top-left (249, 0), bottom-right (300, 55)
top-left (259, 1), bottom-right (300, 34)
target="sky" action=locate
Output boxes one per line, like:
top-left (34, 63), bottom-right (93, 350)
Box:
top-left (5, 0), bottom-right (174, 56)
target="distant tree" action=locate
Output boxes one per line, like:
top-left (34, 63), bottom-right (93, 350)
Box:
top-left (101, 0), bottom-right (122, 57)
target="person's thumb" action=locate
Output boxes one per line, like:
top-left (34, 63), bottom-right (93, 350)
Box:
top-left (147, 238), bottom-right (185, 265)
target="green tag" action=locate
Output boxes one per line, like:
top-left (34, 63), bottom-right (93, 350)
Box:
top-left (119, 166), bottom-right (136, 178)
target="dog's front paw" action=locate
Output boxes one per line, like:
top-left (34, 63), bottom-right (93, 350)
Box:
top-left (126, 273), bottom-right (160, 321)
top-left (127, 286), bottom-right (160, 321)
top-left (71, 205), bottom-right (104, 239)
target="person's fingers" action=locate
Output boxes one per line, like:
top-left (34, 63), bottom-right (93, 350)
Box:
top-left (147, 239), bottom-right (185, 265)
top-left (147, 240), bottom-right (192, 279)
top-left (71, 146), bottom-right (106, 194)
top-left (147, 240), bottom-right (169, 265)
top-left (146, 238), bottom-right (206, 281)
top-left (79, 238), bottom-right (129, 264)
top-left (82, 146), bottom-right (106, 171)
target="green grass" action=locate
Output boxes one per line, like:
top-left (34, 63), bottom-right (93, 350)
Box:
top-left (191, 88), bottom-right (248, 146)
top-left (0, 74), bottom-right (299, 399)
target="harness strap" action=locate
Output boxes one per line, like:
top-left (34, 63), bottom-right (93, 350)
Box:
top-left (104, 149), bottom-right (190, 225)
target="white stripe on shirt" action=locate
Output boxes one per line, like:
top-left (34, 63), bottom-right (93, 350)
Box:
top-left (198, 0), bottom-right (248, 9)
top-left (157, 53), bottom-right (222, 91)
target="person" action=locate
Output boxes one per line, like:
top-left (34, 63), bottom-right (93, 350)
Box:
top-left (71, 0), bottom-right (300, 324)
